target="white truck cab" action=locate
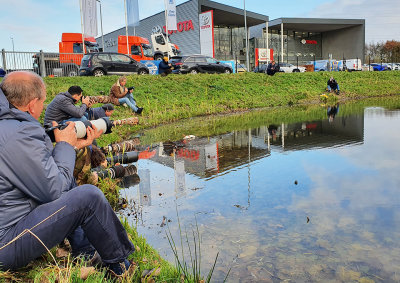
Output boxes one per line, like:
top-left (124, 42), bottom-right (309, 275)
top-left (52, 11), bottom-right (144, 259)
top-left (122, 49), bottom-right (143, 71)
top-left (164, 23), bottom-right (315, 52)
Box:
top-left (150, 33), bottom-right (180, 60)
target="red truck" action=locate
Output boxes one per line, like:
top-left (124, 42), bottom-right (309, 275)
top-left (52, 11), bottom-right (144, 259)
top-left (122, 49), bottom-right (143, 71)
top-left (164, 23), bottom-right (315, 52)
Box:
top-left (33, 33), bottom-right (100, 77)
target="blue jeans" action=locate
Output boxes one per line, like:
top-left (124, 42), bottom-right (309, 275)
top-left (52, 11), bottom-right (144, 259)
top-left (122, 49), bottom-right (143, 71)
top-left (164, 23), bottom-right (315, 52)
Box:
top-left (327, 84), bottom-right (340, 91)
top-left (0, 185), bottom-right (135, 270)
top-left (119, 93), bottom-right (138, 112)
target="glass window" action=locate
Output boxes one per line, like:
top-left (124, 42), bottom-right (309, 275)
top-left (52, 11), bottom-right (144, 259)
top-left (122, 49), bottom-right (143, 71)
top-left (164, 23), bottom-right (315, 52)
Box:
top-left (206, 57), bottom-right (217, 63)
top-left (97, 54), bottom-right (111, 61)
top-left (195, 57), bottom-right (207, 63)
top-left (110, 54), bottom-right (132, 63)
top-left (184, 57), bottom-right (195, 63)
top-left (73, 43), bottom-right (83, 53)
top-left (142, 44), bottom-right (153, 57)
top-left (131, 45), bottom-right (141, 56)
top-left (155, 35), bottom-right (165, 45)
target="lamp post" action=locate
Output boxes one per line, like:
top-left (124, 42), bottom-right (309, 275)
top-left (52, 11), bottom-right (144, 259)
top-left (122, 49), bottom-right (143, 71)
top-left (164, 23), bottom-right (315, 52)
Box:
top-left (243, 0), bottom-right (249, 71)
top-left (96, 0), bottom-right (105, 51)
top-left (11, 37), bottom-right (16, 70)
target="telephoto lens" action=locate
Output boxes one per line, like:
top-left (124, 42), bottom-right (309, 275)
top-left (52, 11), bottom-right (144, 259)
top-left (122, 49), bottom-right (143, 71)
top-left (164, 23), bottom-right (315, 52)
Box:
top-left (45, 117), bottom-right (113, 142)
top-left (106, 151), bottom-right (139, 165)
top-left (96, 165), bottom-right (126, 179)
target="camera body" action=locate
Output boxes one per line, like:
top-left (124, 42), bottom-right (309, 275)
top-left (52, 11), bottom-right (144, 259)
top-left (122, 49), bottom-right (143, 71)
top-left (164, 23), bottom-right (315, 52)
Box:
top-left (127, 86), bottom-right (135, 92)
top-left (45, 117), bottom-right (113, 143)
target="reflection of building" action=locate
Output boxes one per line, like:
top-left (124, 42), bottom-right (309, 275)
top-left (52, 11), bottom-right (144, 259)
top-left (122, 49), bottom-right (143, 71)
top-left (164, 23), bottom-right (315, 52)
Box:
top-left (138, 169), bottom-right (151, 206)
top-left (149, 114), bottom-right (364, 179)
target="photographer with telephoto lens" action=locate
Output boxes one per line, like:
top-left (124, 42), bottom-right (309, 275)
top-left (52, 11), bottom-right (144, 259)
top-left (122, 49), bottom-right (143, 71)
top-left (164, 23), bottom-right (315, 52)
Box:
top-left (0, 71), bottom-right (135, 277)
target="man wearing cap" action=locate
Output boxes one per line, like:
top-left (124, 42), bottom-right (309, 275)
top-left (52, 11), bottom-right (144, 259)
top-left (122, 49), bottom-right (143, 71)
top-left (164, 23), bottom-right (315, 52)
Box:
top-left (86, 103), bottom-right (114, 120)
top-left (159, 57), bottom-right (173, 76)
top-left (44, 85), bottom-right (92, 126)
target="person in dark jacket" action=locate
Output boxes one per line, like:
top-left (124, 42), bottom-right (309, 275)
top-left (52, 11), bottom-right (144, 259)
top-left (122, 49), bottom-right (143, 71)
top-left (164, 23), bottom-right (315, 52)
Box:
top-left (159, 57), bottom-right (172, 76)
top-left (86, 103), bottom-right (114, 120)
top-left (44, 85), bottom-right (92, 125)
top-left (0, 71), bottom-right (135, 276)
top-left (266, 60), bottom-right (279, 76)
top-left (327, 77), bottom-right (340, 94)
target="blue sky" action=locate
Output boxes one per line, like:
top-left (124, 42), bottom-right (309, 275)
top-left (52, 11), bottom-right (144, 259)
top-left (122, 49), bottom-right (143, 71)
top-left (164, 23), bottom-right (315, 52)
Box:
top-left (1, 0), bottom-right (399, 52)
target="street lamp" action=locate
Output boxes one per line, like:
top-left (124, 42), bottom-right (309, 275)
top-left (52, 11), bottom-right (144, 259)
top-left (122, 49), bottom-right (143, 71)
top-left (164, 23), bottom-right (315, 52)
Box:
top-left (11, 37), bottom-right (16, 70)
top-left (96, 0), bottom-right (105, 51)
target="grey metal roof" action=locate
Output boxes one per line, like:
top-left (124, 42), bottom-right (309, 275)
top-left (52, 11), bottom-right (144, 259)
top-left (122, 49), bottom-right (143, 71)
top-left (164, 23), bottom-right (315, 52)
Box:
top-left (199, 0), bottom-right (269, 27)
top-left (268, 18), bottom-right (365, 32)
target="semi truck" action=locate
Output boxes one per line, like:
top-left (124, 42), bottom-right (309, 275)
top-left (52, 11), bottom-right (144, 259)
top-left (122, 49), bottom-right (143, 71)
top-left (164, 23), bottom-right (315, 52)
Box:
top-left (33, 33), bottom-right (100, 77)
top-left (117, 33), bottom-right (180, 61)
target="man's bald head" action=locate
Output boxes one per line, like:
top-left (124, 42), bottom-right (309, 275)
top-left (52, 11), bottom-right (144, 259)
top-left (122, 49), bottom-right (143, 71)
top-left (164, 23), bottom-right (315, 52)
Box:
top-left (0, 71), bottom-right (45, 107)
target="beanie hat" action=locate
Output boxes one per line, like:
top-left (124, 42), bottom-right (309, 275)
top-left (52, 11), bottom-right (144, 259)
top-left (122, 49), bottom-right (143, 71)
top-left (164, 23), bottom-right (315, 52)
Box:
top-left (102, 103), bottom-right (114, 111)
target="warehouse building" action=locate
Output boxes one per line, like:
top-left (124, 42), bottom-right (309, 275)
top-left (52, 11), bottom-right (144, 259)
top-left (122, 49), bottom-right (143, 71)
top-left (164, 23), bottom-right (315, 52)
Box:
top-left (98, 0), bottom-right (365, 70)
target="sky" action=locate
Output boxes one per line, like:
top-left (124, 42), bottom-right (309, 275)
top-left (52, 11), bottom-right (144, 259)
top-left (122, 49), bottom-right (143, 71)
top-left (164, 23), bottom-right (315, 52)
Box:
top-left (0, 0), bottom-right (399, 52)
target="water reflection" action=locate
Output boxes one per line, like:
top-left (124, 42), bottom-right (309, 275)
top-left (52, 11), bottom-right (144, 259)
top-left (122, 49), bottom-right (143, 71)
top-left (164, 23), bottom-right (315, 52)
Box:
top-left (120, 103), bottom-right (400, 282)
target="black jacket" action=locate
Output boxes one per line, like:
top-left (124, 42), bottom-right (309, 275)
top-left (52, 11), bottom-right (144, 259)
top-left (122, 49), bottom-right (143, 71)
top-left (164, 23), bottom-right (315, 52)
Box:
top-left (327, 79), bottom-right (338, 89)
top-left (44, 92), bottom-right (87, 125)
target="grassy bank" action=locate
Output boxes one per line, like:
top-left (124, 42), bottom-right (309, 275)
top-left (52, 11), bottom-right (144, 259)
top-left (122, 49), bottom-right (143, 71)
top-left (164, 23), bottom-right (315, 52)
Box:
top-left (41, 71), bottom-right (400, 146)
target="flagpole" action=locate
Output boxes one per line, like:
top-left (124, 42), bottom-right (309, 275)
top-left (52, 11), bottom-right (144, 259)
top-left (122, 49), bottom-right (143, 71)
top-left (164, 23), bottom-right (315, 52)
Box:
top-left (96, 0), bottom-right (105, 51)
top-left (244, 0), bottom-right (249, 71)
top-left (164, 0), bottom-right (170, 60)
top-left (124, 0), bottom-right (130, 56)
top-left (79, 0), bottom-right (86, 54)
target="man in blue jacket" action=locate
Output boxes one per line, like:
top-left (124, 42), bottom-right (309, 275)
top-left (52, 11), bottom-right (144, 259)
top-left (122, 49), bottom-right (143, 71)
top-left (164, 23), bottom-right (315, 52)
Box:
top-left (0, 71), bottom-right (135, 276)
top-left (159, 57), bottom-right (172, 76)
top-left (86, 103), bottom-right (114, 120)
top-left (44, 85), bottom-right (92, 126)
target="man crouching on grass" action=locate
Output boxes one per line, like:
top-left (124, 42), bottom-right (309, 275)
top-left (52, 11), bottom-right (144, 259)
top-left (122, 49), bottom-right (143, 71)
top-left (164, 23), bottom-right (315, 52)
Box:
top-left (0, 71), bottom-right (135, 278)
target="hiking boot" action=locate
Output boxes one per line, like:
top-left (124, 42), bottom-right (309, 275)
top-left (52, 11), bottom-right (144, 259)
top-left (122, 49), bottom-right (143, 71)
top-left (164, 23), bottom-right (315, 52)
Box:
top-left (107, 259), bottom-right (136, 279)
top-left (136, 107), bottom-right (143, 115)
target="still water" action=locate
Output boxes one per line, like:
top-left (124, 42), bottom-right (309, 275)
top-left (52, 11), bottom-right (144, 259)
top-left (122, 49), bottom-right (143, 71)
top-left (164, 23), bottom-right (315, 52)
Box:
top-left (119, 99), bottom-right (400, 282)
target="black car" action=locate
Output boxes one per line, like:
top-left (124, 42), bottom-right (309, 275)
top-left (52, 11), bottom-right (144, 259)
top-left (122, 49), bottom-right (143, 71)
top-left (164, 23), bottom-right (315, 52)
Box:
top-left (79, 52), bottom-right (149, 76)
top-left (170, 55), bottom-right (232, 74)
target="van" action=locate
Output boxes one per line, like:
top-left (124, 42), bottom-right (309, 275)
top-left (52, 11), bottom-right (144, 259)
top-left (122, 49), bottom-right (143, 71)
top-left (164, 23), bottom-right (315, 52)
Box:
top-left (308, 60), bottom-right (339, 72)
top-left (337, 59), bottom-right (362, 71)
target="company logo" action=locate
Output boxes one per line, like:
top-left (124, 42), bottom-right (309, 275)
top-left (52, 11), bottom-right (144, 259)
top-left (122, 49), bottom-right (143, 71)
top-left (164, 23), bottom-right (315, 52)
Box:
top-left (152, 25), bottom-right (163, 34)
top-left (301, 39), bottom-right (317, 45)
top-left (105, 38), bottom-right (116, 47)
top-left (161, 20), bottom-right (194, 34)
top-left (141, 61), bottom-right (159, 75)
top-left (200, 14), bottom-right (211, 29)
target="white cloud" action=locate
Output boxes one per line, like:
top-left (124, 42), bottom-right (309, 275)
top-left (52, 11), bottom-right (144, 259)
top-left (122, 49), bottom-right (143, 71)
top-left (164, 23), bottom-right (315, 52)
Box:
top-left (309, 0), bottom-right (400, 43)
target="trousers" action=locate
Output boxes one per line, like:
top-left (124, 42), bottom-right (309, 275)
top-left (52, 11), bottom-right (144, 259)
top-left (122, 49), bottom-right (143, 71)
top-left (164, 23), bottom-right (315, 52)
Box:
top-left (0, 185), bottom-right (134, 270)
top-left (119, 93), bottom-right (138, 112)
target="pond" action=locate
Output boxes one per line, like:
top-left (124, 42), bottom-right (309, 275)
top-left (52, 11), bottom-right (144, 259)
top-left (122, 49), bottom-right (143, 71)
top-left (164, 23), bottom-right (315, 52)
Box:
top-left (117, 97), bottom-right (400, 282)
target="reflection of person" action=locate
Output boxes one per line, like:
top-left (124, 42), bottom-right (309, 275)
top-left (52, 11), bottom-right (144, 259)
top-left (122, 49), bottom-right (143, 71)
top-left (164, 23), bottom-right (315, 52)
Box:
top-left (159, 57), bottom-right (173, 76)
top-left (44, 85), bottom-right (92, 125)
top-left (327, 77), bottom-right (340, 94)
top-left (0, 72), bottom-right (135, 276)
top-left (268, 124), bottom-right (278, 139)
top-left (86, 103), bottom-right (114, 120)
top-left (327, 103), bottom-right (339, 123)
top-left (109, 76), bottom-right (143, 114)
top-left (266, 60), bottom-right (280, 76)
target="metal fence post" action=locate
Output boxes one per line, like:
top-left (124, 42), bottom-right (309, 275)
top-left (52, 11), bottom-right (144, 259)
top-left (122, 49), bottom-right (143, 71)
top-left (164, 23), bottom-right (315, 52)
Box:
top-left (369, 55), bottom-right (371, 71)
top-left (1, 49), bottom-right (7, 73)
top-left (39, 50), bottom-right (46, 77)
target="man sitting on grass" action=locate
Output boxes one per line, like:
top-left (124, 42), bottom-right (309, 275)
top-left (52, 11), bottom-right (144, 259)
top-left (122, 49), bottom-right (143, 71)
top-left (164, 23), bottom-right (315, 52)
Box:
top-left (0, 71), bottom-right (135, 278)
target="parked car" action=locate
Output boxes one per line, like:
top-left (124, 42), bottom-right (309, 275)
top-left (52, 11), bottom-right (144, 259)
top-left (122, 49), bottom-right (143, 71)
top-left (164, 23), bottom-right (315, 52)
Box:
top-left (79, 52), bottom-right (149, 76)
top-left (170, 55), bottom-right (233, 74)
top-left (278, 62), bottom-right (306, 73)
top-left (0, 68), bottom-right (5, 77)
top-left (253, 64), bottom-right (267, 73)
top-left (370, 63), bottom-right (388, 71)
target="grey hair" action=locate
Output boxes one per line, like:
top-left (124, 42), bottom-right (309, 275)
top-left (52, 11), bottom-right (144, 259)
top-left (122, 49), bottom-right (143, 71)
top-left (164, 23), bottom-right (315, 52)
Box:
top-left (0, 71), bottom-right (45, 106)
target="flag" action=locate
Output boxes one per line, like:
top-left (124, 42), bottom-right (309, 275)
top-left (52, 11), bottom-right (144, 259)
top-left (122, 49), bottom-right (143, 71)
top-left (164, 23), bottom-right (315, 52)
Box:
top-left (127, 0), bottom-right (139, 27)
top-left (164, 0), bottom-right (177, 31)
top-left (81, 0), bottom-right (98, 37)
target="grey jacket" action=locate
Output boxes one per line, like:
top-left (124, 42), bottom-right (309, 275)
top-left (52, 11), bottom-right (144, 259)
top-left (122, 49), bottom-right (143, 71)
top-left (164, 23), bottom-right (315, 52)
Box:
top-left (44, 91), bottom-right (87, 125)
top-left (0, 89), bottom-right (76, 238)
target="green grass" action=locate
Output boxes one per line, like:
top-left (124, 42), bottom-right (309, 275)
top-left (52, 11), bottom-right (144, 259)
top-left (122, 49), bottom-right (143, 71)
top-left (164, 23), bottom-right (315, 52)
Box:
top-left (39, 71), bottom-right (400, 147)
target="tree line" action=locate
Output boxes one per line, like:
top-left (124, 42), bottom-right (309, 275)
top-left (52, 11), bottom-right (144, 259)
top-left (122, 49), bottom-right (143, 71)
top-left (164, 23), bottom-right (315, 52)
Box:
top-left (365, 40), bottom-right (400, 63)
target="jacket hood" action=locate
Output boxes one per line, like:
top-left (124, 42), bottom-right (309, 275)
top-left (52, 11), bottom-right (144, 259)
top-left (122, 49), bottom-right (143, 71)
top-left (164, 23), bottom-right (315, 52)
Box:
top-left (0, 88), bottom-right (38, 124)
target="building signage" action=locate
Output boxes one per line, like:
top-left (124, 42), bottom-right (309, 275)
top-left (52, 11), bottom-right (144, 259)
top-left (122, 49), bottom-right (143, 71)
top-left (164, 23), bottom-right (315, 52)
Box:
top-left (255, 48), bottom-right (273, 66)
top-left (199, 10), bottom-right (214, 58)
top-left (162, 20), bottom-right (194, 34)
top-left (301, 39), bottom-right (317, 44)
